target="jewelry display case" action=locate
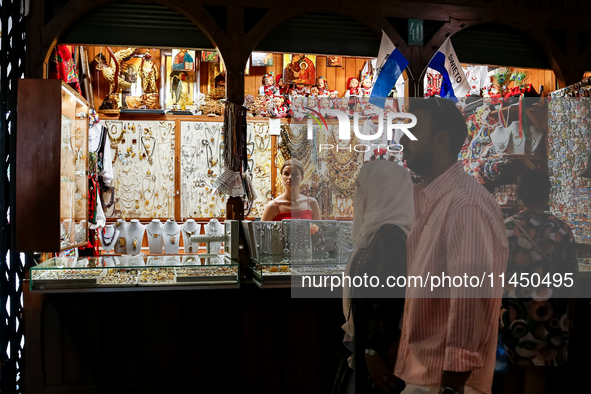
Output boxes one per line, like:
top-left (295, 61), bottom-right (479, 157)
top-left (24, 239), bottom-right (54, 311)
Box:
top-left (17, 79), bottom-right (90, 252)
top-left (249, 255), bottom-right (349, 288)
top-left (30, 255), bottom-right (239, 291)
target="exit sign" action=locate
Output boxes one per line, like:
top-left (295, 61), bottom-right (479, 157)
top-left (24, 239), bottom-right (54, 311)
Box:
top-left (408, 19), bottom-right (424, 46)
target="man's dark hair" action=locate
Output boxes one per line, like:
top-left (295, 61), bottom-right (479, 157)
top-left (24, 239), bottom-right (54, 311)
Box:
top-left (407, 97), bottom-right (467, 156)
top-left (517, 169), bottom-right (551, 206)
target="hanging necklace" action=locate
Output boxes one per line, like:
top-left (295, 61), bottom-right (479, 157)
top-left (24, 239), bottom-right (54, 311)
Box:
top-left (100, 187), bottom-right (116, 208)
top-left (146, 225), bottom-right (160, 239)
top-left (159, 121), bottom-right (174, 142)
top-left (182, 224), bottom-right (198, 252)
top-left (203, 139), bottom-right (216, 168)
top-left (102, 227), bottom-right (117, 246)
top-left (163, 226), bottom-right (180, 245)
top-left (181, 145), bottom-right (197, 173)
top-left (255, 133), bottom-right (270, 152)
top-left (141, 136), bottom-right (156, 165)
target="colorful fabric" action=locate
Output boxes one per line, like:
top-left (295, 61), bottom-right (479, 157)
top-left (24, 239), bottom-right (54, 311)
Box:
top-left (49, 45), bottom-right (81, 94)
top-left (500, 211), bottom-right (577, 366)
top-left (395, 162), bottom-right (509, 394)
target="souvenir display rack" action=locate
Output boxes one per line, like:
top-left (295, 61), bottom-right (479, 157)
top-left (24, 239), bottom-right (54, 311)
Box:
top-left (16, 79), bottom-right (90, 252)
top-left (459, 98), bottom-right (548, 216)
top-left (547, 77), bottom-right (591, 244)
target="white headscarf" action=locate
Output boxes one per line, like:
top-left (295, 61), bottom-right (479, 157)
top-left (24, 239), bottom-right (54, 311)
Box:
top-left (342, 160), bottom-right (414, 337)
top-left (351, 160), bottom-right (415, 248)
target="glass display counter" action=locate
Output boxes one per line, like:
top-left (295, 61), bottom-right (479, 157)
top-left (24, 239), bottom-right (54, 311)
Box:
top-left (249, 254), bottom-right (350, 288)
top-left (30, 255), bottom-right (239, 291)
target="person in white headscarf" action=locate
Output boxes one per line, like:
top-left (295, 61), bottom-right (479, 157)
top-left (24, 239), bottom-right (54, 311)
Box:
top-left (334, 159), bottom-right (414, 394)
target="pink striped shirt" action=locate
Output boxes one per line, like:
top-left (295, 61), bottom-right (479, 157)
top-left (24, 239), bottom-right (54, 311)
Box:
top-left (394, 162), bottom-right (508, 394)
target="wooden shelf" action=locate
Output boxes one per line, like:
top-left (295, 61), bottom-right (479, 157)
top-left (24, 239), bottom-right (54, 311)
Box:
top-left (500, 204), bottom-right (524, 210)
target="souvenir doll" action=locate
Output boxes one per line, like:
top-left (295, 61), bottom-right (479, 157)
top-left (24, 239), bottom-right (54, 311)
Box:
top-left (329, 90), bottom-right (339, 98)
top-left (290, 96), bottom-right (307, 121)
top-left (276, 74), bottom-right (290, 96)
top-left (307, 95), bottom-right (319, 112)
top-left (291, 84), bottom-right (309, 97)
top-left (259, 72), bottom-right (278, 97)
top-left (272, 96), bottom-right (288, 118)
top-left (319, 97), bottom-right (334, 118)
top-left (358, 73), bottom-right (373, 97)
top-left (316, 76), bottom-right (329, 97)
top-left (340, 97), bottom-right (352, 117)
top-left (309, 86), bottom-right (319, 97)
top-left (344, 77), bottom-right (359, 97)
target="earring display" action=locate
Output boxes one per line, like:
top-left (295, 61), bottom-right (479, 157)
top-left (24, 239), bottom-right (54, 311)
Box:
top-left (311, 220), bottom-right (339, 257)
top-left (253, 221), bottom-right (284, 255)
top-left (282, 219), bottom-right (312, 256)
top-left (337, 221), bottom-right (355, 254)
top-left (138, 268), bottom-right (175, 285)
top-left (102, 120), bottom-right (175, 219)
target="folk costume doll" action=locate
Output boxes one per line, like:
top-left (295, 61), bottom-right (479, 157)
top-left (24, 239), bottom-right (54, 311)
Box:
top-left (316, 76), bottom-right (329, 97)
top-left (276, 74), bottom-right (290, 96)
top-left (345, 77), bottom-right (360, 97)
top-left (292, 84), bottom-right (309, 97)
top-left (309, 86), bottom-right (320, 97)
top-left (307, 96), bottom-right (319, 113)
top-left (259, 72), bottom-right (278, 97)
top-left (290, 96), bottom-right (307, 121)
top-left (358, 73), bottom-right (373, 97)
top-left (272, 96), bottom-right (288, 118)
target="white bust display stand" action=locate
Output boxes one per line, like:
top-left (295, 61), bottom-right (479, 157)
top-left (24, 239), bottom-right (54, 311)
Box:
top-left (181, 220), bottom-right (201, 253)
top-left (146, 219), bottom-right (164, 254)
top-left (147, 256), bottom-right (163, 266)
top-left (163, 256), bottom-right (181, 266)
top-left (100, 224), bottom-right (119, 253)
top-left (102, 256), bottom-right (119, 267)
top-left (204, 219), bottom-right (224, 254)
top-left (126, 219), bottom-right (146, 254)
top-left (114, 219), bottom-right (127, 254)
top-left (162, 219), bottom-right (181, 254)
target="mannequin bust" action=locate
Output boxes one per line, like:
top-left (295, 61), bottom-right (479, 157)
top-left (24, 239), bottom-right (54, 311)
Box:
top-left (100, 224), bottom-right (120, 252)
top-left (147, 256), bottom-right (163, 266)
top-left (181, 219), bottom-right (201, 253)
top-left (162, 219), bottom-right (181, 254)
top-left (126, 219), bottom-right (146, 254)
top-left (114, 219), bottom-right (127, 254)
top-left (204, 218), bottom-right (224, 254)
top-left (182, 255), bottom-right (199, 265)
top-left (146, 219), bottom-right (164, 254)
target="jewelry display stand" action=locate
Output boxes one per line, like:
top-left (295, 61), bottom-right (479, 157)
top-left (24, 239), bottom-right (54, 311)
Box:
top-left (311, 220), bottom-right (339, 257)
top-left (114, 219), bottom-right (127, 254)
top-left (181, 220), bottom-right (201, 253)
top-left (146, 219), bottom-right (163, 254)
top-left (126, 220), bottom-right (146, 254)
top-left (126, 254), bottom-right (145, 266)
top-left (182, 255), bottom-right (199, 265)
top-left (204, 219), bottom-right (224, 254)
top-left (337, 221), bottom-right (355, 254)
top-left (282, 219), bottom-right (312, 256)
top-left (100, 224), bottom-right (119, 252)
top-left (162, 219), bottom-right (181, 254)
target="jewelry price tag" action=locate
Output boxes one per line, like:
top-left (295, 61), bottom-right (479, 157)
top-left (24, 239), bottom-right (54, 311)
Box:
top-left (269, 118), bottom-right (281, 136)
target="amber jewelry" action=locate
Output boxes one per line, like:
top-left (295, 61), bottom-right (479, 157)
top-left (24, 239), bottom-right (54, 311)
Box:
top-left (119, 238), bottom-right (126, 246)
top-left (141, 136), bottom-right (156, 165)
top-left (183, 225), bottom-right (198, 252)
top-left (338, 202), bottom-right (346, 216)
top-left (133, 238), bottom-right (138, 248)
top-left (107, 122), bottom-right (126, 145)
top-left (163, 227), bottom-right (180, 245)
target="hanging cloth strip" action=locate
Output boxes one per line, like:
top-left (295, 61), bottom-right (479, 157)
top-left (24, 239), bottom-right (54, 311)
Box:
top-left (223, 101), bottom-right (248, 173)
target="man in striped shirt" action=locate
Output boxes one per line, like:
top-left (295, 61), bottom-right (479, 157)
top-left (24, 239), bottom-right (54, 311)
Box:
top-left (394, 98), bottom-right (508, 394)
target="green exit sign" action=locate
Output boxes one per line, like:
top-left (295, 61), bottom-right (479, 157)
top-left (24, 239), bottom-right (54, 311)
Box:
top-left (408, 19), bottom-right (424, 46)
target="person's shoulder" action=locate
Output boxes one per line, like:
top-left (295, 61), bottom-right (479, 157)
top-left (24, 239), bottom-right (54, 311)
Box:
top-left (306, 196), bottom-right (319, 206)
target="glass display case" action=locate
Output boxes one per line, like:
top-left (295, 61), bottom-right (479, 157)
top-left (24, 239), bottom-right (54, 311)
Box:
top-left (249, 254), bottom-right (349, 287)
top-left (30, 255), bottom-right (239, 290)
top-left (17, 79), bottom-right (90, 252)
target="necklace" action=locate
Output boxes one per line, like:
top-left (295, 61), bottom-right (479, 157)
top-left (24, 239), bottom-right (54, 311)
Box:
top-left (106, 122), bottom-right (126, 145)
top-left (159, 122), bottom-right (174, 142)
top-left (102, 227), bottom-right (117, 246)
top-left (255, 133), bottom-right (270, 152)
top-left (100, 187), bottom-right (115, 208)
top-left (203, 139), bottom-right (216, 168)
top-left (181, 145), bottom-right (197, 173)
top-left (141, 136), bottom-right (156, 165)
top-left (183, 224), bottom-right (198, 252)
top-left (163, 226), bottom-right (180, 245)
top-left (146, 225), bottom-right (161, 238)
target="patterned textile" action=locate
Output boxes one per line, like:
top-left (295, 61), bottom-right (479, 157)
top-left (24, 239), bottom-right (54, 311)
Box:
top-left (49, 45), bottom-right (81, 94)
top-left (500, 211), bottom-right (577, 366)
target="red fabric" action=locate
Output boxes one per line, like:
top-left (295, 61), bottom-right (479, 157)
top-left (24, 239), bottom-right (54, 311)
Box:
top-left (49, 45), bottom-right (81, 94)
top-left (272, 210), bottom-right (314, 221)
